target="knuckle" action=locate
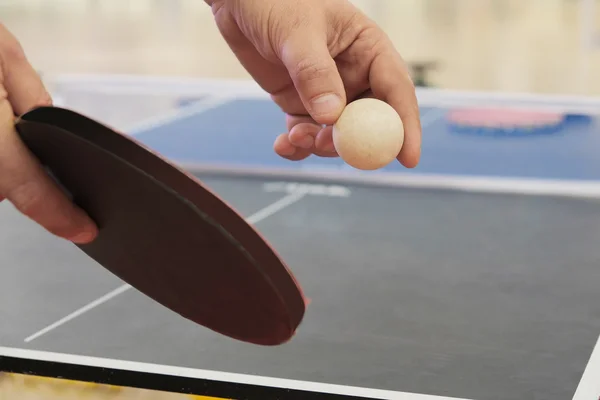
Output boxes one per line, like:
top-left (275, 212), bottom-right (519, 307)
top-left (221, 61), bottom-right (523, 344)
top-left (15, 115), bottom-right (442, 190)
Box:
top-left (331, 9), bottom-right (371, 50)
top-left (38, 90), bottom-right (53, 107)
top-left (7, 179), bottom-right (49, 219)
top-left (292, 58), bottom-right (332, 84)
top-left (213, 7), bottom-right (240, 44)
top-left (0, 35), bottom-right (26, 64)
top-left (8, 179), bottom-right (76, 238)
top-left (270, 92), bottom-right (289, 111)
top-left (270, 93), bottom-right (288, 111)
top-left (0, 87), bottom-right (8, 105)
top-left (270, 90), bottom-right (306, 115)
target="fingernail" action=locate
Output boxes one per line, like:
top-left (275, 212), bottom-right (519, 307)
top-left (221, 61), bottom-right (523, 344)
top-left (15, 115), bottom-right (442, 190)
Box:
top-left (70, 228), bottom-right (97, 244)
top-left (311, 94), bottom-right (342, 118)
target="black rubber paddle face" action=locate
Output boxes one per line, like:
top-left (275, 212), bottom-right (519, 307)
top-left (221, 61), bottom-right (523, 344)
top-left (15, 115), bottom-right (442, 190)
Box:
top-left (15, 107), bottom-right (306, 346)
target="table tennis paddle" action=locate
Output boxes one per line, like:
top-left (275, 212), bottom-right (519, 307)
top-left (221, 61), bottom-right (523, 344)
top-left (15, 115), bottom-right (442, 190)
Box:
top-left (14, 106), bottom-right (306, 346)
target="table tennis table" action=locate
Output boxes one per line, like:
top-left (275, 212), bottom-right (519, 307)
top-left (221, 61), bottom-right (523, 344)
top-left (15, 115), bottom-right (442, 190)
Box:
top-left (1, 75), bottom-right (599, 400)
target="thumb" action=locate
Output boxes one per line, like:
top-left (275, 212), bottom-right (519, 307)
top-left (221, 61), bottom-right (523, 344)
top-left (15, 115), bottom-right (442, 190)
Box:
top-left (279, 31), bottom-right (346, 125)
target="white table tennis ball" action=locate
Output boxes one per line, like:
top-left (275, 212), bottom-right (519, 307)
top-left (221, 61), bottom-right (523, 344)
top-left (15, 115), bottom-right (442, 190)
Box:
top-left (332, 98), bottom-right (404, 170)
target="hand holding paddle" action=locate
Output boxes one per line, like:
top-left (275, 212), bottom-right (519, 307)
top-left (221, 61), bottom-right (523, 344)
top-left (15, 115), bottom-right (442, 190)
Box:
top-left (0, 22), bottom-right (98, 243)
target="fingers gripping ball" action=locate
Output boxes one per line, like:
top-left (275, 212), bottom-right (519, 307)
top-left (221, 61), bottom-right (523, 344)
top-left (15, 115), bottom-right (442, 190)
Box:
top-left (332, 98), bottom-right (404, 170)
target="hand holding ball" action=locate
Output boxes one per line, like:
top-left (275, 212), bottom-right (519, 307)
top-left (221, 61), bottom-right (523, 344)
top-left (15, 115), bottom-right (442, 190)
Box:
top-left (332, 98), bottom-right (405, 170)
